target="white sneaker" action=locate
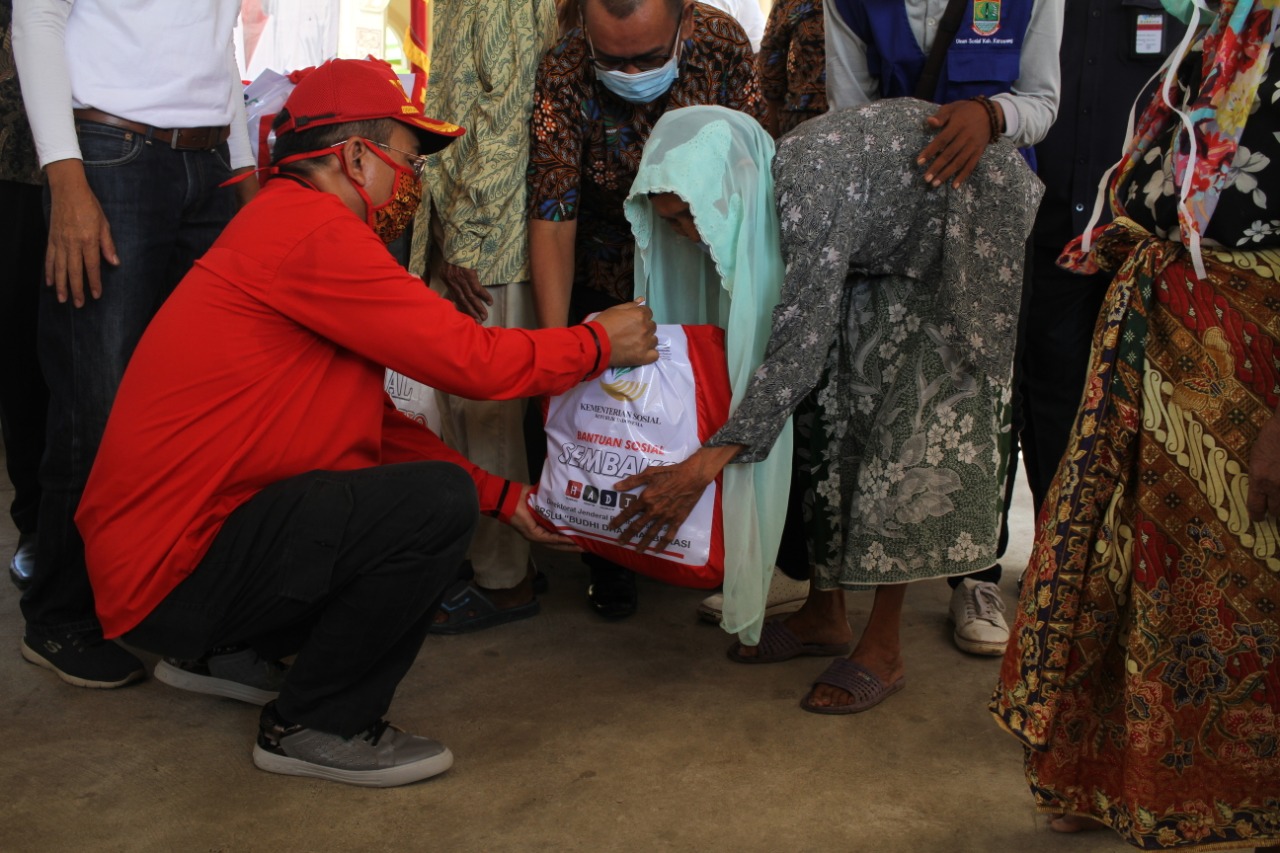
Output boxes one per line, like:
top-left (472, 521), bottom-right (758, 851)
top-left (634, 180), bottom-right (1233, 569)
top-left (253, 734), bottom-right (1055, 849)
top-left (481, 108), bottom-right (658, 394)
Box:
top-left (949, 578), bottom-right (1009, 656)
top-left (697, 569), bottom-right (810, 624)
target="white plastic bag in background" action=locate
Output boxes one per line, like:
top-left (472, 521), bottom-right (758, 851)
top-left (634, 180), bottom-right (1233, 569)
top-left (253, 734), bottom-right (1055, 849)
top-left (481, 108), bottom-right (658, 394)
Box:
top-left (384, 370), bottom-right (442, 435)
top-left (243, 69), bottom-right (295, 168)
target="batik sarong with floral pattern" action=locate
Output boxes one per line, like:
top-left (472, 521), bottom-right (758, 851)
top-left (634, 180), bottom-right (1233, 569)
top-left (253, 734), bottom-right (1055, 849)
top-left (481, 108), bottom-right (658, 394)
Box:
top-left (992, 218), bottom-right (1280, 850)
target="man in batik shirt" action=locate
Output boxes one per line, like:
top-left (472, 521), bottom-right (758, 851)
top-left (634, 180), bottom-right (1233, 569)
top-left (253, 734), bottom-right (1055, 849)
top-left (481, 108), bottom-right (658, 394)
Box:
top-left (526, 0), bottom-right (764, 618)
top-left (410, 0), bottom-right (561, 634)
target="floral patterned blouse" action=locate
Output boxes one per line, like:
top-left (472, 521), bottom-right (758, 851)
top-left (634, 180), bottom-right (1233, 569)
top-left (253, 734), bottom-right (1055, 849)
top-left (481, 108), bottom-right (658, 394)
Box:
top-left (1116, 28), bottom-right (1280, 249)
top-left (526, 3), bottom-right (766, 303)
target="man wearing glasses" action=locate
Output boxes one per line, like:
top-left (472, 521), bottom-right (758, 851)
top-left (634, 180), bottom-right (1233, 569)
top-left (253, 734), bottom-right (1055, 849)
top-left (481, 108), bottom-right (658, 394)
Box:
top-left (527, 0), bottom-right (765, 620)
top-left (74, 59), bottom-right (659, 786)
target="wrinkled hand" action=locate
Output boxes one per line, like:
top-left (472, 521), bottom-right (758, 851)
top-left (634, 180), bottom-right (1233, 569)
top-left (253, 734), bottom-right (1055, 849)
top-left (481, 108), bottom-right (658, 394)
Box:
top-left (609, 445), bottom-right (740, 551)
top-left (917, 100), bottom-right (999, 189)
top-left (1247, 413), bottom-right (1280, 521)
top-left (510, 485), bottom-right (583, 552)
top-left (441, 261), bottom-right (493, 322)
top-left (592, 300), bottom-right (659, 367)
top-left (45, 160), bottom-right (118, 307)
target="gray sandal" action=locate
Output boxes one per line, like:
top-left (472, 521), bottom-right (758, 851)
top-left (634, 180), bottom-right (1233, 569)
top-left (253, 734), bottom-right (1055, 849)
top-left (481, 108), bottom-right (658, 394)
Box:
top-left (726, 621), bottom-right (852, 664)
top-left (800, 658), bottom-right (905, 714)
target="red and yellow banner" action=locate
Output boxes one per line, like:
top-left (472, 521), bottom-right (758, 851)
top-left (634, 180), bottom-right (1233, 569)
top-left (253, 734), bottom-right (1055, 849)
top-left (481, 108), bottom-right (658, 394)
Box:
top-left (403, 0), bottom-right (431, 107)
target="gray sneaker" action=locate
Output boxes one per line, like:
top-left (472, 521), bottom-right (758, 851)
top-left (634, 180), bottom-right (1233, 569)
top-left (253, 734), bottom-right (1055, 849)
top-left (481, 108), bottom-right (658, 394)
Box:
top-left (154, 646), bottom-right (287, 705)
top-left (252, 702), bottom-right (454, 788)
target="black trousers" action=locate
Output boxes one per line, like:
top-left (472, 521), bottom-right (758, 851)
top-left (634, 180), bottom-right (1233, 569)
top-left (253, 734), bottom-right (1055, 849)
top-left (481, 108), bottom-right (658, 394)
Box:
top-left (0, 181), bottom-right (47, 536)
top-left (1020, 249), bottom-right (1111, 513)
top-left (126, 462), bottom-right (477, 736)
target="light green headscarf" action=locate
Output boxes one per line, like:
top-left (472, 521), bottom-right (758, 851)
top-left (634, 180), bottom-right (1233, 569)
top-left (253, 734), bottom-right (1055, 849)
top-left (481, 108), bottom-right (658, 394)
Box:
top-left (624, 105), bottom-right (793, 645)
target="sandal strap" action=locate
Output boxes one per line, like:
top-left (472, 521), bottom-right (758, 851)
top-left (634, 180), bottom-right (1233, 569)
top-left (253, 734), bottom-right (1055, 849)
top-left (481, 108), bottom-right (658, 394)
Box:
top-left (812, 659), bottom-right (890, 703)
top-left (754, 621), bottom-right (803, 658)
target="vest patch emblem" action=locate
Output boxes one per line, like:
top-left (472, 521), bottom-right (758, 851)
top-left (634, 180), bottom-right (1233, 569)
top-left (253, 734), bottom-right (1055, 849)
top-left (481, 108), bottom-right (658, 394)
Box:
top-left (972, 0), bottom-right (1001, 35)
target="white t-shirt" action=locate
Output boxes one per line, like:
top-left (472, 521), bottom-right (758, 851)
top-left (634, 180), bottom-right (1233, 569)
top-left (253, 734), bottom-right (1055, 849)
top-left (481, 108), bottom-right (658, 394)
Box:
top-left (15, 0), bottom-right (254, 169)
top-left (700, 0), bottom-right (765, 53)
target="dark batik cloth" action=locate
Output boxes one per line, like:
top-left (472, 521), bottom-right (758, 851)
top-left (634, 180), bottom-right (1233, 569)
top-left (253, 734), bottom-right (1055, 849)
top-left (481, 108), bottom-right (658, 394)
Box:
top-left (757, 0), bottom-right (827, 136)
top-left (993, 8), bottom-right (1280, 848)
top-left (0, 0), bottom-right (40, 186)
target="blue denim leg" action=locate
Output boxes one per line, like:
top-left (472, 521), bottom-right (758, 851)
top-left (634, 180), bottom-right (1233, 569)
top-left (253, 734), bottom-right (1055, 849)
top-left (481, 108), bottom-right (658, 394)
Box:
top-left (23, 122), bottom-right (234, 637)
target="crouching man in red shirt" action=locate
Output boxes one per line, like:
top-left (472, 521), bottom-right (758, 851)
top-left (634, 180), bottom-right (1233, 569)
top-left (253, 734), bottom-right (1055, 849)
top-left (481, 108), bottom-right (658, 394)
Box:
top-left (72, 59), bottom-right (658, 788)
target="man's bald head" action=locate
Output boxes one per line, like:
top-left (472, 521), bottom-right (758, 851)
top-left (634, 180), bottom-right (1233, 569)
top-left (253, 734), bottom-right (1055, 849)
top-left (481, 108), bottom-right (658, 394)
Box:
top-left (580, 0), bottom-right (684, 24)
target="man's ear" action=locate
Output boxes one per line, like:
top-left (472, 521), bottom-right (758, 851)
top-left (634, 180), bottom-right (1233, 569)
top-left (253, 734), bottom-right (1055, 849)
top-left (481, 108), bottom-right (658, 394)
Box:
top-left (339, 137), bottom-right (373, 188)
top-left (679, 0), bottom-right (694, 39)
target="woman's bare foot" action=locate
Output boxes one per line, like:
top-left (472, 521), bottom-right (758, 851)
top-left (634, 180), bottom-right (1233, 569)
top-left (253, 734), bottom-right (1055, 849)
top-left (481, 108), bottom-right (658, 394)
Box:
top-left (802, 584), bottom-right (908, 710)
top-left (732, 587), bottom-right (853, 659)
top-left (1048, 814), bottom-right (1107, 834)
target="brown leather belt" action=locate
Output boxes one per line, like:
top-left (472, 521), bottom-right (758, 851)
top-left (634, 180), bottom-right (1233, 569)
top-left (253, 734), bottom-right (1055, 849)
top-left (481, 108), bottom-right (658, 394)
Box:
top-left (72, 108), bottom-right (231, 151)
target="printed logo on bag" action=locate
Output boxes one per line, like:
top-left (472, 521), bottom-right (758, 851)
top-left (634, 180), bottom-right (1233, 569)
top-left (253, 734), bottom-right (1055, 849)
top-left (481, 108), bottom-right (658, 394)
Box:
top-left (600, 376), bottom-right (650, 403)
top-left (566, 480), bottom-right (584, 499)
top-left (972, 0), bottom-right (1001, 35)
top-left (620, 493), bottom-right (637, 510)
top-left (600, 490), bottom-right (618, 508)
top-left (583, 485), bottom-right (600, 504)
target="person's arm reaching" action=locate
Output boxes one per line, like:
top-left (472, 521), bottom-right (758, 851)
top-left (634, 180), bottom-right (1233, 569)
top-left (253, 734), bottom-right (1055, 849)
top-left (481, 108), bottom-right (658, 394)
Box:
top-left (609, 444), bottom-right (743, 552)
top-left (264, 216), bottom-right (657, 398)
top-left (380, 398), bottom-right (580, 550)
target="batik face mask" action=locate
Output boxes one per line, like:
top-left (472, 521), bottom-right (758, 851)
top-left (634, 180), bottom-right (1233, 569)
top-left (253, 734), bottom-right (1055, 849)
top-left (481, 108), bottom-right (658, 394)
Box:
top-left (355, 141), bottom-right (423, 244)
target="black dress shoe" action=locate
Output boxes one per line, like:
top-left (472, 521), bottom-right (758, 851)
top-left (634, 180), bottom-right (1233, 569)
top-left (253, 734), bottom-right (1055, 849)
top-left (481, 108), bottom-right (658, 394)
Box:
top-left (587, 561), bottom-right (637, 620)
top-left (9, 532), bottom-right (35, 591)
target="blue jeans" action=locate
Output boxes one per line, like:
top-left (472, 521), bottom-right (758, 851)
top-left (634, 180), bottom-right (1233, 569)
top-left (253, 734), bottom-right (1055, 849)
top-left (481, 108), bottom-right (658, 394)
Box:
top-left (22, 121), bottom-right (235, 638)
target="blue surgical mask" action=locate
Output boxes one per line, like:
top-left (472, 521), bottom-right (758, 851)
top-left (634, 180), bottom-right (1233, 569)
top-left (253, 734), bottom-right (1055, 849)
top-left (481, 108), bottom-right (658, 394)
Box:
top-left (596, 52), bottom-right (680, 104)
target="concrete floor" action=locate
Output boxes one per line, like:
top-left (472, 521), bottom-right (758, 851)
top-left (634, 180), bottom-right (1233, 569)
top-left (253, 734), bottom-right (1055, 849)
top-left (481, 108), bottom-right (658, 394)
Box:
top-left (0, 448), bottom-right (1131, 853)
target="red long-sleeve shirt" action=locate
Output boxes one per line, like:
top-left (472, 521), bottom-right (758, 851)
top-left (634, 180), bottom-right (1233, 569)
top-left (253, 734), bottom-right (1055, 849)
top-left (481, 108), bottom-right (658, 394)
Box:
top-left (78, 179), bottom-right (610, 637)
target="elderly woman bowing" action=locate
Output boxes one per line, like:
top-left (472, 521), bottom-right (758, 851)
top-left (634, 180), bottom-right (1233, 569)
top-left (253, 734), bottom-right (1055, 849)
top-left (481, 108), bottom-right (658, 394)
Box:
top-left (614, 98), bottom-right (1042, 713)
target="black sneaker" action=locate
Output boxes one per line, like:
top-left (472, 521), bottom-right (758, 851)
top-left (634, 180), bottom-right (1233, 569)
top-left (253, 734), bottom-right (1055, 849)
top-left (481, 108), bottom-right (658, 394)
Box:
top-left (252, 701), bottom-right (454, 788)
top-left (21, 633), bottom-right (145, 689)
top-left (9, 532), bottom-right (35, 590)
top-left (587, 563), bottom-right (637, 620)
top-left (154, 646), bottom-right (287, 705)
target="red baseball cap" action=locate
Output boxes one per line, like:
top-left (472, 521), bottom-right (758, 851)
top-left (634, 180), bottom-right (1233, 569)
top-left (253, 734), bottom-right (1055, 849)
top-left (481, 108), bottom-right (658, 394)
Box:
top-left (276, 57), bottom-right (465, 153)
